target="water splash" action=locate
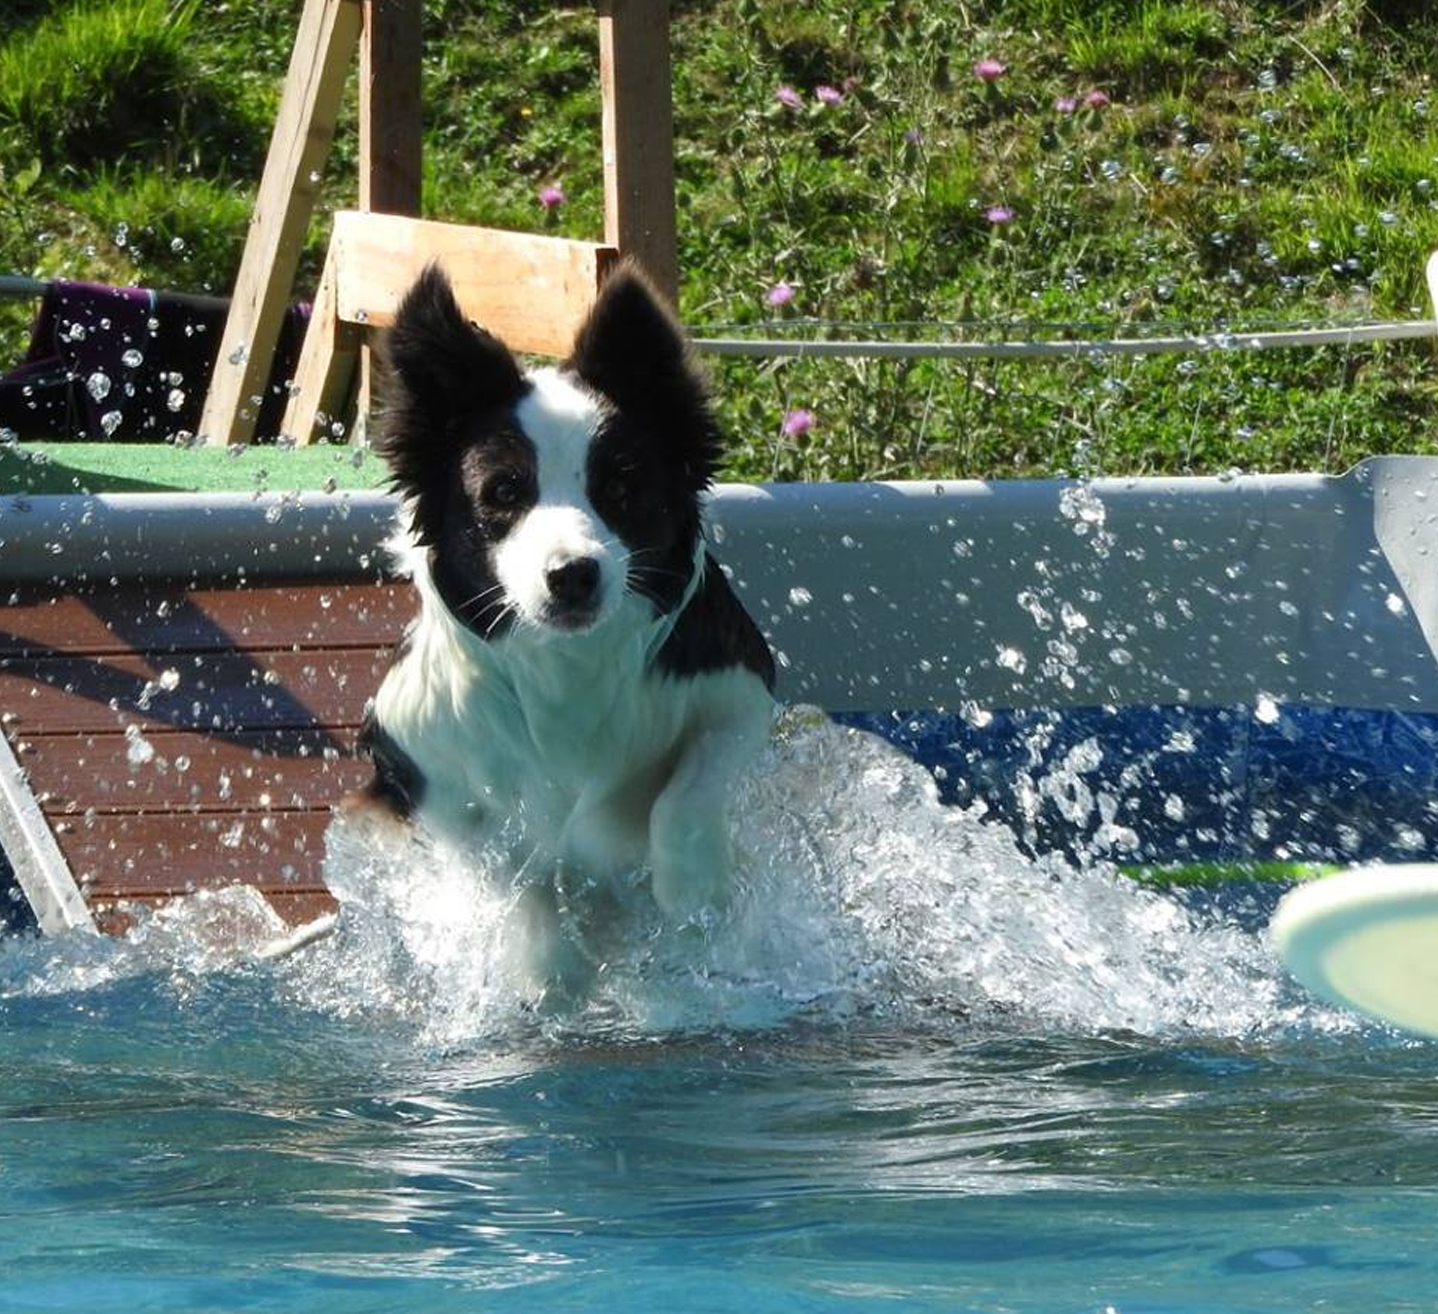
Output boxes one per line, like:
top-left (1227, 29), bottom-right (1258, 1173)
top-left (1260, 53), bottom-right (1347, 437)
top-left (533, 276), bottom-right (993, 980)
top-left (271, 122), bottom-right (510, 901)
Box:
top-left (274, 711), bottom-right (1347, 1047)
top-left (2, 715), bottom-right (1353, 1046)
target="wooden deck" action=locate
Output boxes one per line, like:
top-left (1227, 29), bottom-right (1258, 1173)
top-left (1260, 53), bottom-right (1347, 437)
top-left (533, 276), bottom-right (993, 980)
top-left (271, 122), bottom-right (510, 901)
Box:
top-left (0, 577), bottom-right (412, 932)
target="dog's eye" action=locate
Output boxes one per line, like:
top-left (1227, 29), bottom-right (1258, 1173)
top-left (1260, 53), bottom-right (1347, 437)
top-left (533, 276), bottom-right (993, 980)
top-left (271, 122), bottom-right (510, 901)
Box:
top-left (484, 475), bottom-right (525, 509)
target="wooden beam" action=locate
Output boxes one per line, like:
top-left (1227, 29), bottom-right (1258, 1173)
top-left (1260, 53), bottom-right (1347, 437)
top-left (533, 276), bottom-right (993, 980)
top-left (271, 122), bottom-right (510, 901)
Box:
top-left (198, 0), bottom-right (363, 446)
top-left (598, 0), bottom-right (678, 304)
top-left (330, 211), bottom-right (618, 354)
top-left (358, 0), bottom-right (424, 437)
top-left (281, 243), bottom-right (361, 446)
top-left (359, 0), bottom-right (423, 215)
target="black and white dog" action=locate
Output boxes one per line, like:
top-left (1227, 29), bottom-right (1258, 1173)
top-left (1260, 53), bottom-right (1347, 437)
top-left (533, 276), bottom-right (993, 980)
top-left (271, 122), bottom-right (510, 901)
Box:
top-left (355, 261), bottom-right (774, 990)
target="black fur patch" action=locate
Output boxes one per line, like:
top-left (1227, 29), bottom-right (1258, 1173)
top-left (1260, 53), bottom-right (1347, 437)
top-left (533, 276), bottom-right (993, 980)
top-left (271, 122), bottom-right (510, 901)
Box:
top-left (374, 263), bottom-right (530, 552)
top-left (567, 262), bottom-right (723, 497)
top-left (656, 553), bottom-right (776, 691)
top-left (357, 709), bottom-right (427, 818)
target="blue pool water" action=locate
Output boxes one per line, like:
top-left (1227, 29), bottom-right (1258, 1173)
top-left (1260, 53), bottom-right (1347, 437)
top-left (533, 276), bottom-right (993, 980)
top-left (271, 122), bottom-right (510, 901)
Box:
top-left (4, 715), bottom-right (1437, 1312)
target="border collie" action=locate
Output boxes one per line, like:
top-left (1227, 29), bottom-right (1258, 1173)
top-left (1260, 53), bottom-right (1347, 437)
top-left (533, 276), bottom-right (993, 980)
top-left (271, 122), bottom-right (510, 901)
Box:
top-left (354, 261), bottom-right (775, 993)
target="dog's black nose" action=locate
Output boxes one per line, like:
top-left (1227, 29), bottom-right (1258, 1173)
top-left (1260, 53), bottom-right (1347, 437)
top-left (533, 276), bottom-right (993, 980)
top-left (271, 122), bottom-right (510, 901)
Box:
top-left (546, 557), bottom-right (600, 607)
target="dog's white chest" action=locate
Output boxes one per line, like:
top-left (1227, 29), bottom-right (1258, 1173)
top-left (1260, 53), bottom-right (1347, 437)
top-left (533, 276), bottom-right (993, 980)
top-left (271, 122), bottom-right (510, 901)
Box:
top-left (372, 590), bottom-right (736, 867)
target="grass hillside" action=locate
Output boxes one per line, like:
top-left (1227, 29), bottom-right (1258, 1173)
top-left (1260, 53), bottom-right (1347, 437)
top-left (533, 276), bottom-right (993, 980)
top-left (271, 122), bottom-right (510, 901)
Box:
top-left (3, 0), bottom-right (1438, 480)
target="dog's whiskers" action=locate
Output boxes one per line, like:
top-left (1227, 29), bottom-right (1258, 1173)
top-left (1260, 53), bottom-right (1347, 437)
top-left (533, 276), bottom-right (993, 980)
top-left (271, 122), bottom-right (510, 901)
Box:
top-left (455, 582), bottom-right (508, 613)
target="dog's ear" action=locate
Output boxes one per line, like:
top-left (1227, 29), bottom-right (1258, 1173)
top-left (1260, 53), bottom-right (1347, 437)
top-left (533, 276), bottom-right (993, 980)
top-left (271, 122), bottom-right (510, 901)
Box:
top-left (566, 261), bottom-right (722, 486)
top-left (376, 264), bottom-right (526, 493)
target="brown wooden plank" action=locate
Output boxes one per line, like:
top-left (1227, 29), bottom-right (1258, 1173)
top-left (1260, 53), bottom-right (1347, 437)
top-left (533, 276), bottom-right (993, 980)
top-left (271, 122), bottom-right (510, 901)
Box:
top-left (330, 210), bottom-right (618, 355)
top-left (25, 728), bottom-right (368, 815)
top-left (359, 0), bottom-right (423, 216)
top-left (598, 0), bottom-right (678, 301)
top-left (92, 889), bottom-right (340, 934)
top-left (282, 244), bottom-right (362, 447)
top-left (0, 581), bottom-right (411, 659)
top-left (61, 810), bottom-right (334, 896)
top-left (199, 0), bottom-right (363, 446)
top-left (1, 649), bottom-right (389, 736)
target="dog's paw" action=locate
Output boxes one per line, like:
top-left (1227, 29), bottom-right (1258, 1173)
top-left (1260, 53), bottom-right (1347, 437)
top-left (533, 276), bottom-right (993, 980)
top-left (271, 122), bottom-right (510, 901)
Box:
top-left (649, 818), bottom-right (733, 921)
top-left (512, 880), bottom-right (597, 1006)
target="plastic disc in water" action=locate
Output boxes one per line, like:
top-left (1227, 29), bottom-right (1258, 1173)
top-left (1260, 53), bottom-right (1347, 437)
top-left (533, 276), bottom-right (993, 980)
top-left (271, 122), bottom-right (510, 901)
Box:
top-left (1271, 864), bottom-right (1438, 1038)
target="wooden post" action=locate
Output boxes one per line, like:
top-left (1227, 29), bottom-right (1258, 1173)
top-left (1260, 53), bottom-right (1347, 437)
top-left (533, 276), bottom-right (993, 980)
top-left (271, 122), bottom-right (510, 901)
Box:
top-left (280, 245), bottom-right (361, 445)
top-left (357, 0), bottom-right (423, 436)
top-left (359, 0), bottom-right (423, 215)
top-left (598, 0), bottom-right (679, 304)
top-left (198, 0), bottom-right (362, 446)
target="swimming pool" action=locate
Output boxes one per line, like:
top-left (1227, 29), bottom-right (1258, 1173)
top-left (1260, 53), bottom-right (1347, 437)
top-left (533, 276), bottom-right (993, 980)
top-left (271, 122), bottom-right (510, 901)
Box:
top-left (3, 715), bottom-right (1435, 1313)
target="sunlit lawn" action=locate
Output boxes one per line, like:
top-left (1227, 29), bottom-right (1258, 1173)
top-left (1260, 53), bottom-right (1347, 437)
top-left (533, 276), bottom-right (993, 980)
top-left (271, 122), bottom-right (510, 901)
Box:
top-left (3, 0), bottom-right (1438, 479)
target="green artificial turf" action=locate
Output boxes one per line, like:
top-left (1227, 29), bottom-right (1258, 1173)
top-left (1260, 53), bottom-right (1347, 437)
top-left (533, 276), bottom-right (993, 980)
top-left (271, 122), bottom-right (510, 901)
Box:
top-left (0, 442), bottom-right (388, 494)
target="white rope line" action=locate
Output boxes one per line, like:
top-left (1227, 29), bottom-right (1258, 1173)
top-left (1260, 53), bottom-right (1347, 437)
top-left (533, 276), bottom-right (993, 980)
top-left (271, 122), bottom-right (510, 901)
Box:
top-left (692, 319), bottom-right (1438, 360)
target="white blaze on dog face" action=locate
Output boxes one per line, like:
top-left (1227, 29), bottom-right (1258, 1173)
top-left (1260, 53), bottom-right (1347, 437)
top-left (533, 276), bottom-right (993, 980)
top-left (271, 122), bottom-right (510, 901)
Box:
top-left (492, 369), bottom-right (621, 632)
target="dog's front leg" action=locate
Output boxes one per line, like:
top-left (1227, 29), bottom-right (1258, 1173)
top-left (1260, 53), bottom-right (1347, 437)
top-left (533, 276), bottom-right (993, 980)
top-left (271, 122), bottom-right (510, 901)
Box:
top-left (512, 879), bottom-right (596, 1006)
top-left (648, 716), bottom-right (765, 920)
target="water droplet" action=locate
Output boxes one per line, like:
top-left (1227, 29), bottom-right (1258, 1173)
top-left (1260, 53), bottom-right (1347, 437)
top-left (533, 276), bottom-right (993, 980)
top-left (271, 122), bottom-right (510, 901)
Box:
top-left (1386, 591), bottom-right (1408, 615)
top-left (166, 388), bottom-right (185, 412)
top-left (228, 343), bottom-right (250, 366)
top-left (121, 348), bottom-right (143, 369)
top-left (996, 645), bottom-right (1027, 674)
top-left (1257, 68), bottom-right (1278, 92)
top-left (1254, 693), bottom-right (1280, 724)
top-left (100, 410), bottom-right (123, 437)
top-left (86, 371), bottom-right (111, 402)
top-left (787, 586), bottom-right (813, 607)
top-left (1378, 210), bottom-right (1399, 227)
top-left (124, 723), bottom-right (155, 767)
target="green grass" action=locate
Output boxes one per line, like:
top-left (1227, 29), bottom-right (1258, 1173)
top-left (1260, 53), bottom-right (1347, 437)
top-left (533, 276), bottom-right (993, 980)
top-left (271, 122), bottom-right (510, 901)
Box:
top-left (0, 0), bottom-right (200, 166)
top-left (5, 0), bottom-right (1438, 483)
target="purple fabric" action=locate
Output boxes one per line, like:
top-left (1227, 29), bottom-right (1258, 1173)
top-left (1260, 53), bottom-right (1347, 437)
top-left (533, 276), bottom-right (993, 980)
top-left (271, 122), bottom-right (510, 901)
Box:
top-left (22, 280), bottom-right (158, 439)
top-left (1, 280), bottom-right (312, 442)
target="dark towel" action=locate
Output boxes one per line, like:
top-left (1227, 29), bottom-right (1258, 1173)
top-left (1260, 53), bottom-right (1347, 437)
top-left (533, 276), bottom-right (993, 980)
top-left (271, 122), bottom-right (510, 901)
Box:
top-left (0, 281), bottom-right (311, 443)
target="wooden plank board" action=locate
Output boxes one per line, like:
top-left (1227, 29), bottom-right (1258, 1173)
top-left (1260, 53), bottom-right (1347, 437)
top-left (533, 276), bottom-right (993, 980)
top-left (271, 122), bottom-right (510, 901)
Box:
top-left (281, 245), bottom-right (362, 446)
top-left (1, 649), bottom-right (389, 736)
top-left (0, 581), bottom-right (411, 659)
top-left (198, 0), bottom-right (363, 447)
top-left (598, 0), bottom-right (678, 301)
top-left (359, 0), bottom-right (423, 216)
top-left (60, 810), bottom-right (334, 897)
top-left (26, 728), bottom-right (367, 816)
top-left (330, 210), bottom-right (619, 355)
top-left (92, 889), bottom-right (340, 935)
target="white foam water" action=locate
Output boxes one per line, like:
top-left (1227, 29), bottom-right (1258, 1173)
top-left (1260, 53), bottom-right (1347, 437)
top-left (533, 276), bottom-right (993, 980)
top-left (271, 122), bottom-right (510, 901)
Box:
top-left (271, 709), bottom-right (1349, 1047)
top-left (0, 710), bottom-right (1353, 1042)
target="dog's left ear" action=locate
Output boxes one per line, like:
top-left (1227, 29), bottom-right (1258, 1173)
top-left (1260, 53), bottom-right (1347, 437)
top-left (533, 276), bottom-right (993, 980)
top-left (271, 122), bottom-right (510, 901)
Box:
top-left (566, 261), bottom-right (722, 485)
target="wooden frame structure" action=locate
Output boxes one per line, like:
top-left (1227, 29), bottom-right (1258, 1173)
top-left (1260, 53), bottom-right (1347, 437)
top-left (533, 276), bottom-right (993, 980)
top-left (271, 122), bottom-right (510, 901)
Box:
top-left (198, 0), bottom-right (675, 449)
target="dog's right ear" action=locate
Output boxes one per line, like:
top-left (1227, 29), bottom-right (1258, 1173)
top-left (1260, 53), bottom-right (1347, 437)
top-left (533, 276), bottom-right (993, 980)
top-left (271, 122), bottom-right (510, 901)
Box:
top-left (376, 264), bottom-right (526, 491)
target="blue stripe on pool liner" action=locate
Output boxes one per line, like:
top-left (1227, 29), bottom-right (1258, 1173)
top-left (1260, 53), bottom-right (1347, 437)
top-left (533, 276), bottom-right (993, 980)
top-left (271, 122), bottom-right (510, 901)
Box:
top-left (837, 705), bottom-right (1438, 868)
